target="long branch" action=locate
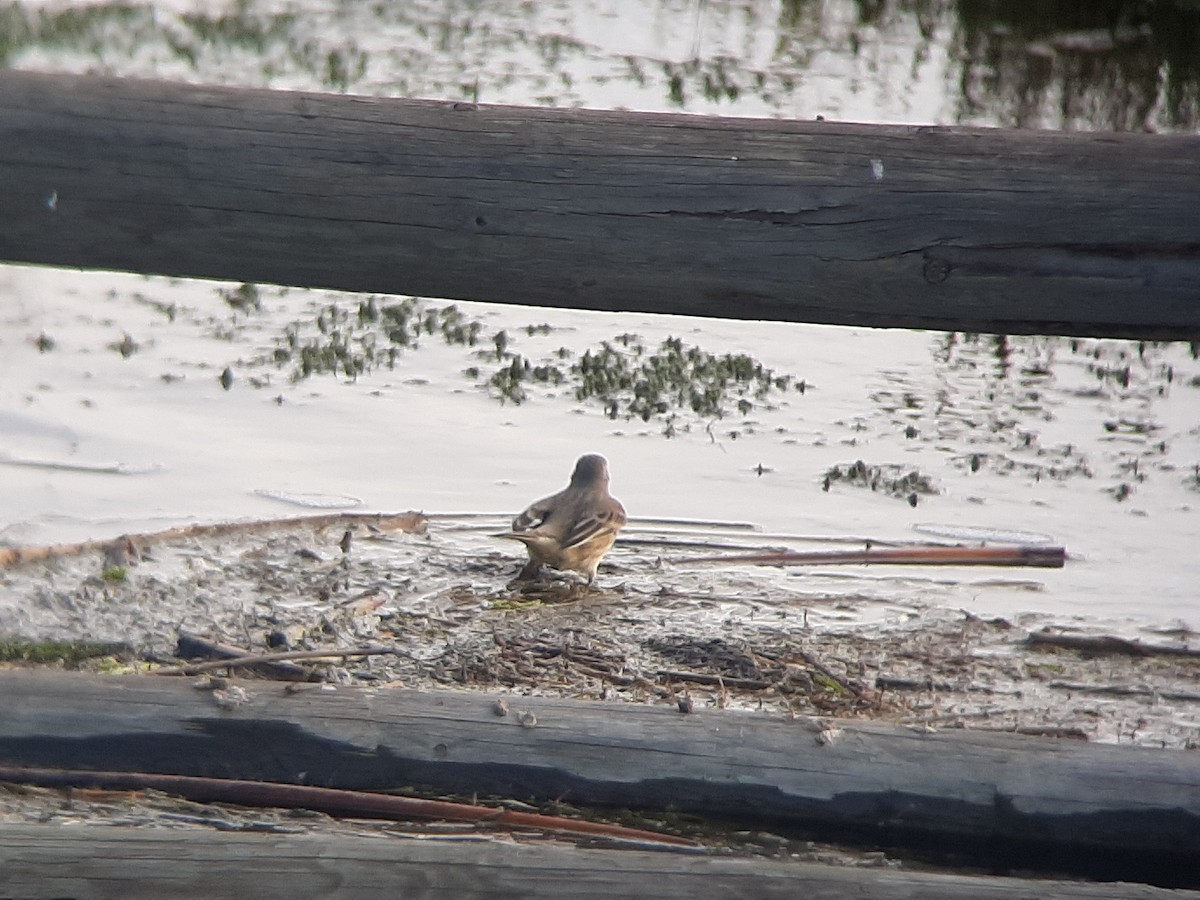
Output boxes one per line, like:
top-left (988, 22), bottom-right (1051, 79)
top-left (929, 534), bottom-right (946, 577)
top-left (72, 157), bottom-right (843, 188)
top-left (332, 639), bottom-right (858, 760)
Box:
top-left (675, 544), bottom-right (1066, 568)
top-left (0, 765), bottom-right (697, 848)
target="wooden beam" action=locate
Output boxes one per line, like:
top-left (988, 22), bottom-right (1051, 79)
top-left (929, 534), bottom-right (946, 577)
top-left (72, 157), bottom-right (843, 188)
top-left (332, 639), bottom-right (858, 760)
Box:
top-left (0, 824), bottom-right (1191, 899)
top-left (0, 70), bottom-right (1197, 339)
top-left (0, 670), bottom-right (1197, 885)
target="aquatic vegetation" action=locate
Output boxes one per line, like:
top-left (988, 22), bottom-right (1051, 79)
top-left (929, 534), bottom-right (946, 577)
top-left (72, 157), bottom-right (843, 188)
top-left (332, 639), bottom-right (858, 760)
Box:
top-left (271, 296), bottom-right (478, 382)
top-left (1108, 482), bottom-right (1135, 502)
top-left (1187, 465), bottom-right (1200, 493)
top-left (101, 565), bottom-right (128, 582)
top-left (822, 460), bottom-right (936, 505)
top-left (662, 56), bottom-right (746, 106)
top-left (569, 336), bottom-right (801, 428)
top-left (108, 333), bottom-right (140, 358)
top-left (219, 282), bottom-right (262, 314)
top-left (264, 295), bottom-right (803, 433)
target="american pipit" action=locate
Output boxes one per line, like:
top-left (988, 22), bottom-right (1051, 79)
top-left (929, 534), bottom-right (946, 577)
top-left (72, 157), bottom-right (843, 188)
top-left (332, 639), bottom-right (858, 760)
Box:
top-left (497, 453), bottom-right (627, 584)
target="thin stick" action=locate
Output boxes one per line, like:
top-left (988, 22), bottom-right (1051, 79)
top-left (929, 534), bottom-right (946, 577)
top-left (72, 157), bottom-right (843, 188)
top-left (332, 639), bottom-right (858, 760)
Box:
top-left (616, 537), bottom-right (792, 553)
top-left (658, 670), bottom-right (771, 690)
top-left (155, 647), bottom-right (398, 676)
top-left (0, 765), bottom-right (698, 848)
top-left (173, 632), bottom-right (311, 680)
top-left (0, 512), bottom-right (427, 568)
top-left (674, 544), bottom-right (1066, 569)
top-left (1048, 681), bottom-right (1200, 702)
top-left (428, 512), bottom-right (759, 531)
top-left (1026, 631), bottom-right (1200, 658)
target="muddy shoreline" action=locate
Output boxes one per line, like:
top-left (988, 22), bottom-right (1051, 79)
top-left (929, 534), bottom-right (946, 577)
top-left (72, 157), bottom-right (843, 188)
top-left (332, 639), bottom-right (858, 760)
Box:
top-left (3, 513), bottom-right (1197, 748)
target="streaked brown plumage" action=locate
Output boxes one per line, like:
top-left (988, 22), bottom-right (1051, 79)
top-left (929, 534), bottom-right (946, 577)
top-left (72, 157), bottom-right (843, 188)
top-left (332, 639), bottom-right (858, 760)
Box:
top-left (497, 453), bottom-right (627, 584)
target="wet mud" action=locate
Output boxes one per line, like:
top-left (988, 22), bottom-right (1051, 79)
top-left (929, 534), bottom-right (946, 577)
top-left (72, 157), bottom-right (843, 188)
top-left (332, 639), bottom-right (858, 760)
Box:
top-left (3, 513), bottom-right (1197, 751)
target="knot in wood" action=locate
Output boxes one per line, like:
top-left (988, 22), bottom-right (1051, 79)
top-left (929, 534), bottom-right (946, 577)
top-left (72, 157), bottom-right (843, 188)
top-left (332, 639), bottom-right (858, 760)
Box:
top-left (923, 258), bottom-right (952, 284)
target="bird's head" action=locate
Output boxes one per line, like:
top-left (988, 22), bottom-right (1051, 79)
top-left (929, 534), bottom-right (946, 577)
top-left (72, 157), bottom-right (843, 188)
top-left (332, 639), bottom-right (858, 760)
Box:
top-left (570, 453), bottom-right (610, 487)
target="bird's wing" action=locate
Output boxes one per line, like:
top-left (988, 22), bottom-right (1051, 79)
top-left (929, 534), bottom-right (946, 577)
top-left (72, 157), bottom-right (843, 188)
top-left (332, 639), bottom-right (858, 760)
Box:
top-left (512, 496), bottom-right (555, 532)
top-left (560, 501), bottom-right (626, 550)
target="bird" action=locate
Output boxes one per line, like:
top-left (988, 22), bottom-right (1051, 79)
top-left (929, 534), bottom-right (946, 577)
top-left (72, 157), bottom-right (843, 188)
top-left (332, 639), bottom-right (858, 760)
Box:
top-left (496, 453), bottom-right (627, 584)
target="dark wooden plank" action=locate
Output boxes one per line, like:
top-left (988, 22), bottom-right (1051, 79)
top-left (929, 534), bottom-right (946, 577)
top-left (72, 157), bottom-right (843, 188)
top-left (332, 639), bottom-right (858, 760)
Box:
top-left (0, 669), bottom-right (1197, 885)
top-left (1, 70), bottom-right (1198, 339)
top-left (0, 824), bottom-right (1189, 900)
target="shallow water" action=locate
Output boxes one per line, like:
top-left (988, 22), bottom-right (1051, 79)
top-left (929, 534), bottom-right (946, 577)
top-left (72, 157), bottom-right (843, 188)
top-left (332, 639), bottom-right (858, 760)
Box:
top-left (3, 268), bottom-right (1197, 632)
top-left (2, 1), bottom-right (1199, 633)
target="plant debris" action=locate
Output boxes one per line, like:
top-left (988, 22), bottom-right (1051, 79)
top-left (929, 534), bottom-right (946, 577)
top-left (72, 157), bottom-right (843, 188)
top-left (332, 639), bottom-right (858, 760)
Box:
top-left (2, 514), bottom-right (1196, 748)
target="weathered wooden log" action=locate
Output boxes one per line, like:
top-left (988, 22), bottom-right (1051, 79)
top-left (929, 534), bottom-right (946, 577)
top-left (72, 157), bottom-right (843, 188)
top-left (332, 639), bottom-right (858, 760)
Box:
top-left (0, 670), bottom-right (1197, 886)
top-left (0, 824), bottom-right (1191, 900)
top-left (1, 70), bottom-right (1198, 340)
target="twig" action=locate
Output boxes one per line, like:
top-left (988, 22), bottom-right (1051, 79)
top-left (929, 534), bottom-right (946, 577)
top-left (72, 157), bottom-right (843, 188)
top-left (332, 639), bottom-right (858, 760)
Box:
top-left (875, 675), bottom-right (1021, 696)
top-left (675, 544), bottom-right (1066, 569)
top-left (174, 632), bottom-right (311, 680)
top-left (617, 537), bottom-right (792, 553)
top-left (1025, 631), bottom-right (1200, 658)
top-left (1008, 725), bottom-right (1090, 740)
top-left (918, 720), bottom-right (1090, 741)
top-left (430, 512), bottom-right (759, 531)
top-left (157, 646), bottom-right (398, 676)
top-left (0, 765), bottom-right (698, 849)
top-left (1049, 681), bottom-right (1200, 702)
top-left (0, 512), bottom-right (428, 568)
top-left (624, 515), bottom-right (758, 530)
top-left (785, 649), bottom-right (872, 705)
top-left (658, 670), bottom-right (771, 690)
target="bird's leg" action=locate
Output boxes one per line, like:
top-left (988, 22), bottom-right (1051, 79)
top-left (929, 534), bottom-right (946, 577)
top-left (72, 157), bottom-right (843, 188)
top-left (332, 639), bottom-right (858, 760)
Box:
top-left (518, 559), bottom-right (543, 581)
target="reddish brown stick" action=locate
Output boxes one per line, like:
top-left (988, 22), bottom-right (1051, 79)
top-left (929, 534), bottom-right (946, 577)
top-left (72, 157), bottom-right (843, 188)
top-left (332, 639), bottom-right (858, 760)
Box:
top-left (675, 544), bottom-right (1065, 568)
top-left (0, 766), bottom-right (697, 848)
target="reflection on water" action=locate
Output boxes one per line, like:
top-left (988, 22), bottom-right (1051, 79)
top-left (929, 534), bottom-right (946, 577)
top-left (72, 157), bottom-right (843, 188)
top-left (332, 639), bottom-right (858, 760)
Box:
top-left (0, 0), bottom-right (1196, 129)
top-left (955, 0), bottom-right (1200, 130)
top-left (883, 332), bottom-right (1189, 494)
